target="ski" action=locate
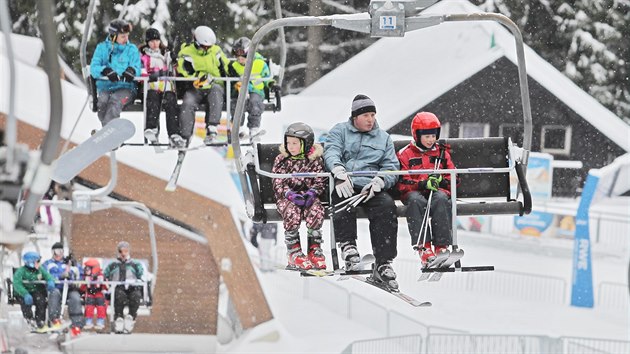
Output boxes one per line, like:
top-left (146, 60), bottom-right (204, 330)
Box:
top-left (53, 119), bottom-right (135, 184)
top-left (31, 321), bottom-right (71, 334)
top-left (417, 249), bottom-right (464, 281)
top-left (351, 275), bottom-right (432, 307)
top-left (300, 254), bottom-right (375, 278)
top-left (238, 129), bottom-right (267, 142)
top-left (428, 250), bottom-right (465, 281)
top-left (165, 151), bottom-right (186, 192)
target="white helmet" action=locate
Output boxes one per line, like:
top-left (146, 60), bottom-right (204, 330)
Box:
top-left (193, 26), bottom-right (216, 47)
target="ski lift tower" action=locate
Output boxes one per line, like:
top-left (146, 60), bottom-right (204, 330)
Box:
top-left (232, 0), bottom-right (533, 219)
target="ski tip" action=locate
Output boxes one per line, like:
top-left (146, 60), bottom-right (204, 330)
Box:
top-left (164, 185), bottom-right (176, 192)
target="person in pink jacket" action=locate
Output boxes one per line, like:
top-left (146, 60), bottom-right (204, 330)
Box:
top-left (139, 28), bottom-right (180, 147)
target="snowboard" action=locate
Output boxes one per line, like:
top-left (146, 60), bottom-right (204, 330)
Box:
top-left (32, 320), bottom-right (71, 334)
top-left (53, 119), bottom-right (135, 184)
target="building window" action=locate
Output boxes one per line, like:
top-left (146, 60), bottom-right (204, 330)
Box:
top-left (499, 123), bottom-right (524, 145)
top-left (459, 123), bottom-right (489, 138)
top-left (440, 122), bottom-right (450, 139)
top-left (541, 125), bottom-right (572, 155)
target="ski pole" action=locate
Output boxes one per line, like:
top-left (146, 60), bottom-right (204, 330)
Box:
top-left (414, 143), bottom-right (447, 251)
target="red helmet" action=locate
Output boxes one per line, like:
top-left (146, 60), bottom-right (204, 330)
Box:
top-left (84, 258), bottom-right (101, 274)
top-left (411, 112), bottom-right (441, 142)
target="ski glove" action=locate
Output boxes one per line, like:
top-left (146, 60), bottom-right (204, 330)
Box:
top-left (332, 166), bottom-right (354, 199)
top-left (122, 67), bottom-right (136, 82)
top-left (285, 190), bottom-right (306, 207)
top-left (23, 293), bottom-right (33, 305)
top-left (303, 189), bottom-right (318, 208)
top-left (148, 70), bottom-right (161, 82)
top-left (101, 67), bottom-right (119, 82)
top-left (361, 176), bottom-right (385, 202)
top-left (47, 280), bottom-right (56, 291)
top-left (426, 174), bottom-right (443, 192)
top-left (182, 56), bottom-right (195, 75)
top-left (193, 74), bottom-right (211, 89)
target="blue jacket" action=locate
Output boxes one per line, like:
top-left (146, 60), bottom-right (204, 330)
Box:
top-left (324, 118), bottom-right (400, 189)
top-left (90, 38), bottom-right (141, 93)
top-left (41, 258), bottom-right (81, 290)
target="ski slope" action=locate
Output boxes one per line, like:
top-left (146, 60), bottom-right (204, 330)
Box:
top-left (222, 223), bottom-right (629, 353)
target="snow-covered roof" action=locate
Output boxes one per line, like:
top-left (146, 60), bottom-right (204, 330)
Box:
top-left (262, 0), bottom-right (630, 152)
top-left (0, 33), bottom-right (242, 209)
top-left (0, 32), bottom-right (43, 66)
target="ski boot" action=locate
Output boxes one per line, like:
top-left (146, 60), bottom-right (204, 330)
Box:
top-left (124, 314), bottom-right (135, 333)
top-left (144, 128), bottom-right (159, 144)
top-left (94, 318), bottom-right (105, 330)
top-left (84, 318), bottom-right (94, 330)
top-left (285, 230), bottom-right (312, 270)
top-left (307, 229), bottom-right (326, 270)
top-left (169, 134), bottom-right (186, 149)
top-left (114, 317), bottom-right (124, 334)
top-left (416, 242), bottom-right (437, 268)
top-left (372, 260), bottom-right (399, 291)
top-left (339, 241), bottom-right (361, 271)
top-left (204, 125), bottom-right (219, 144)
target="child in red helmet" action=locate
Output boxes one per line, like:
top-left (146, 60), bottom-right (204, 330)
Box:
top-left (396, 112), bottom-right (459, 268)
top-left (80, 259), bottom-right (108, 331)
top-left (272, 122), bottom-right (327, 270)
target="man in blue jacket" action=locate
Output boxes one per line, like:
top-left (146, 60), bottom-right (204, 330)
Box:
top-left (90, 19), bottom-right (141, 126)
top-left (42, 242), bottom-right (83, 331)
top-left (324, 94), bottom-right (400, 290)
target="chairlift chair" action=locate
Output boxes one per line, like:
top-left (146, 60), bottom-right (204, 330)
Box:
top-left (232, 0), bottom-right (533, 274)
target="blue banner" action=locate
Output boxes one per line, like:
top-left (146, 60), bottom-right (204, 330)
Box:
top-left (570, 173), bottom-right (597, 308)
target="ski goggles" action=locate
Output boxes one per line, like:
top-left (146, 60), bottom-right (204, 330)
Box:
top-left (53, 248), bottom-right (64, 256)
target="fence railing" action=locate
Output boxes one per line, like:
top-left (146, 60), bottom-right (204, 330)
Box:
top-left (597, 281), bottom-right (629, 311)
top-left (342, 334), bottom-right (630, 354)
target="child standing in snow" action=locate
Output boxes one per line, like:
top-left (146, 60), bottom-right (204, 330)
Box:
top-left (272, 123), bottom-right (326, 270)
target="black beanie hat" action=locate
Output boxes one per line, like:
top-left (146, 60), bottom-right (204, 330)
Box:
top-left (351, 94), bottom-right (377, 117)
top-left (145, 28), bottom-right (161, 43)
top-left (52, 242), bottom-right (63, 250)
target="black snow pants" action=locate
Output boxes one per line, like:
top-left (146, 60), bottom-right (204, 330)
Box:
top-left (331, 188), bottom-right (398, 263)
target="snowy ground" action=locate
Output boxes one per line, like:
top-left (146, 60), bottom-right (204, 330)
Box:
top-left (221, 220), bottom-right (629, 353)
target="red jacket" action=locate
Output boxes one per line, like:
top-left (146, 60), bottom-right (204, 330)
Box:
top-left (396, 142), bottom-right (458, 201)
top-left (80, 271), bottom-right (108, 299)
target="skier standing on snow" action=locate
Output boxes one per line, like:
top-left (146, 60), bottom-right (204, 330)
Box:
top-left (42, 242), bottom-right (84, 331)
top-left (397, 112), bottom-right (458, 268)
top-left (323, 94), bottom-right (400, 290)
top-left (272, 123), bottom-right (327, 271)
top-left (13, 252), bottom-right (56, 330)
top-left (174, 25), bottom-right (229, 147)
top-left (139, 28), bottom-right (180, 147)
top-left (89, 19), bottom-right (142, 127)
top-left (104, 241), bottom-right (144, 334)
top-left (226, 36), bottom-right (271, 139)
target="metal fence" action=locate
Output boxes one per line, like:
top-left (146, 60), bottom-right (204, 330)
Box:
top-left (341, 334), bottom-right (423, 354)
top-left (597, 282), bottom-right (629, 312)
top-left (342, 334), bottom-right (630, 354)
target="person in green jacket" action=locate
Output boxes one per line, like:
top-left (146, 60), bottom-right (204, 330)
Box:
top-left (227, 37), bottom-right (272, 139)
top-left (13, 251), bottom-right (56, 329)
top-left (173, 25), bottom-right (229, 147)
